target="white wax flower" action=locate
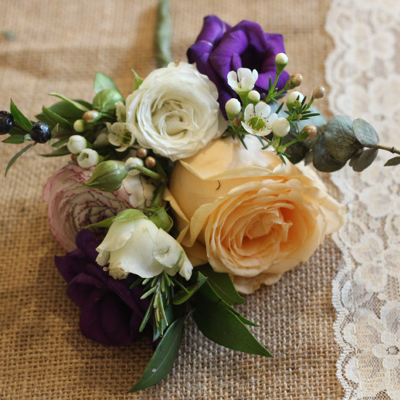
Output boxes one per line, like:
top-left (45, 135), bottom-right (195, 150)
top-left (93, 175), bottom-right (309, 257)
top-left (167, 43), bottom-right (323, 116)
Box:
top-left (73, 120), bottom-right (85, 133)
top-left (106, 122), bottom-right (132, 152)
top-left (126, 62), bottom-right (221, 161)
top-left (241, 102), bottom-right (278, 136)
top-left (225, 98), bottom-right (241, 118)
top-left (248, 90), bottom-right (260, 102)
top-left (77, 149), bottom-right (99, 168)
top-left (272, 118), bottom-right (290, 137)
top-left (96, 218), bottom-right (193, 280)
top-left (287, 91), bottom-right (304, 109)
top-left (275, 53), bottom-right (288, 66)
top-left (125, 157), bottom-right (144, 176)
top-left (67, 135), bottom-right (87, 154)
top-left (93, 132), bottom-right (109, 147)
top-left (227, 68), bottom-right (258, 94)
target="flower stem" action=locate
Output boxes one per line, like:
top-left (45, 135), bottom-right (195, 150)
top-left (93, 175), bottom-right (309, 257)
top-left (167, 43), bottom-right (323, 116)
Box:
top-left (125, 164), bottom-right (165, 181)
top-left (152, 183), bottom-right (167, 208)
top-left (367, 144), bottom-right (400, 155)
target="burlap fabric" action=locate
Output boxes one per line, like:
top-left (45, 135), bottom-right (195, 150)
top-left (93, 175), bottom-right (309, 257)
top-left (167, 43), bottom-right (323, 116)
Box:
top-left (0, 1), bottom-right (343, 399)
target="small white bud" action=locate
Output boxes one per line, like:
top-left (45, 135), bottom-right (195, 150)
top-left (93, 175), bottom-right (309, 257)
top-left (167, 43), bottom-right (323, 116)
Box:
top-left (67, 135), bottom-right (87, 155)
top-left (248, 91), bottom-right (261, 102)
top-left (73, 119), bottom-right (86, 133)
top-left (125, 157), bottom-right (144, 176)
top-left (83, 110), bottom-right (100, 124)
top-left (272, 118), bottom-right (290, 137)
top-left (93, 132), bottom-right (109, 147)
top-left (225, 98), bottom-right (242, 119)
top-left (275, 53), bottom-right (288, 66)
top-left (77, 149), bottom-right (99, 168)
top-left (287, 91), bottom-right (304, 110)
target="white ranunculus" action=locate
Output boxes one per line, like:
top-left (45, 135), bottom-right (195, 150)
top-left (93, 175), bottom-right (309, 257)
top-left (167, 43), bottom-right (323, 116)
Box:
top-left (125, 62), bottom-right (222, 161)
top-left (96, 218), bottom-right (193, 280)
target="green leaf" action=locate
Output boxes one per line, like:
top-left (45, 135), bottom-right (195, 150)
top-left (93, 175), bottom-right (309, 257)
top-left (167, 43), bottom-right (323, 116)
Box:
top-left (41, 146), bottom-right (71, 157)
top-left (351, 148), bottom-right (378, 172)
top-left (42, 106), bottom-right (72, 130)
top-left (84, 209), bottom-right (147, 229)
top-left (131, 69), bottom-right (144, 91)
top-left (3, 134), bottom-right (26, 144)
top-left (173, 272), bottom-right (208, 305)
top-left (52, 137), bottom-right (70, 148)
top-left (384, 156), bottom-right (400, 167)
top-left (193, 303), bottom-right (272, 357)
top-left (197, 264), bottom-right (244, 305)
top-left (92, 89), bottom-right (124, 112)
top-left (5, 143), bottom-right (34, 176)
top-left (39, 100), bottom-right (88, 122)
top-left (313, 134), bottom-right (347, 172)
top-left (9, 126), bottom-right (27, 136)
top-left (94, 72), bottom-right (121, 95)
top-left (352, 118), bottom-right (379, 147)
top-left (155, 0), bottom-right (173, 68)
top-left (324, 116), bottom-right (361, 162)
top-left (50, 93), bottom-right (90, 112)
top-left (10, 100), bottom-right (33, 132)
top-left (130, 317), bottom-right (185, 392)
top-left (195, 282), bottom-right (258, 327)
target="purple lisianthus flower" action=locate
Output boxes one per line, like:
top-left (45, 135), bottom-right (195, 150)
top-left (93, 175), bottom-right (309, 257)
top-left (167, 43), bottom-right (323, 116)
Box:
top-left (55, 229), bottom-right (151, 346)
top-left (187, 16), bottom-right (290, 116)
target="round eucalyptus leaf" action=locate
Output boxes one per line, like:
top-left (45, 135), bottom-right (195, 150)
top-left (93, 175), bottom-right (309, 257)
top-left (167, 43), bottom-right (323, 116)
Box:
top-left (313, 134), bottom-right (347, 172)
top-left (284, 141), bottom-right (309, 164)
top-left (351, 148), bottom-right (378, 172)
top-left (352, 118), bottom-right (379, 147)
top-left (304, 150), bottom-right (314, 166)
top-left (324, 115), bottom-right (361, 162)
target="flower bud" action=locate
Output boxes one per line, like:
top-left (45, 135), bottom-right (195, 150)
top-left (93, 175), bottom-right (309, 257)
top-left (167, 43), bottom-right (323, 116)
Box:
top-left (84, 160), bottom-right (128, 192)
top-left (125, 157), bottom-right (144, 176)
top-left (299, 125), bottom-right (317, 141)
top-left (225, 98), bottom-right (241, 119)
top-left (287, 91), bottom-right (304, 111)
top-left (286, 74), bottom-right (303, 89)
top-left (77, 149), bottom-right (99, 169)
top-left (67, 135), bottom-right (87, 154)
top-left (73, 119), bottom-right (86, 133)
top-left (93, 89), bottom-right (124, 112)
top-left (275, 53), bottom-right (288, 74)
top-left (313, 86), bottom-right (326, 100)
top-left (248, 90), bottom-right (261, 103)
top-left (82, 110), bottom-right (100, 124)
top-left (272, 118), bottom-right (290, 138)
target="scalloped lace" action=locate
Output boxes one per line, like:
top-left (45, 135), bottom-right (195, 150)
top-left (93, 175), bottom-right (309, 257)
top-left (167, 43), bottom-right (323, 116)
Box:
top-left (326, 2), bottom-right (400, 399)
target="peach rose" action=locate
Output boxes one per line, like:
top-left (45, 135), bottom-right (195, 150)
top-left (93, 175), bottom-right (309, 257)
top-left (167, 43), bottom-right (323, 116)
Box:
top-left (166, 136), bottom-right (345, 294)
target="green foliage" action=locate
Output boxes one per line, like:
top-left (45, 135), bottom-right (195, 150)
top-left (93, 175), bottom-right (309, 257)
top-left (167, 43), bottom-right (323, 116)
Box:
top-left (92, 89), bottom-right (124, 113)
top-left (130, 317), bottom-right (186, 392)
top-left (50, 93), bottom-right (90, 112)
top-left (94, 72), bottom-right (121, 95)
top-left (352, 118), bottom-right (379, 147)
top-left (131, 69), bottom-right (144, 91)
top-left (10, 100), bottom-right (33, 132)
top-left (313, 134), bottom-right (346, 172)
top-left (41, 106), bottom-right (72, 130)
top-left (5, 143), bottom-right (35, 176)
top-left (173, 271), bottom-right (208, 305)
top-left (85, 209), bottom-right (146, 229)
top-left (384, 156), bottom-right (400, 167)
top-left (41, 146), bottom-right (71, 158)
top-left (350, 148), bottom-right (378, 172)
top-left (155, 0), bottom-right (173, 68)
top-left (193, 303), bottom-right (272, 357)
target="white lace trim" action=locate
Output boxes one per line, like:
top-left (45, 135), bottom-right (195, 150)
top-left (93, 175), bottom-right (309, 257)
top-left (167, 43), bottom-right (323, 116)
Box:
top-left (326, 1), bottom-right (400, 399)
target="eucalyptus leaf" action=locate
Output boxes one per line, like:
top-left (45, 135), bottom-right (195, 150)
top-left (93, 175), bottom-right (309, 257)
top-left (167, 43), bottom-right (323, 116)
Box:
top-left (42, 106), bottom-right (72, 130)
top-left (313, 134), bottom-right (347, 172)
top-left (197, 264), bottom-right (244, 305)
top-left (10, 100), bottom-right (33, 132)
top-left (352, 118), bottom-right (379, 147)
top-left (283, 141), bottom-right (309, 164)
top-left (41, 146), bottom-right (71, 157)
top-left (173, 272), bottom-right (208, 305)
top-left (3, 134), bottom-right (26, 144)
top-left (85, 209), bottom-right (147, 229)
top-left (384, 156), bottom-right (400, 167)
top-left (5, 143), bottom-right (34, 176)
top-left (130, 317), bottom-right (185, 392)
top-left (50, 93), bottom-right (90, 112)
top-left (94, 72), bottom-right (121, 95)
top-left (193, 303), bottom-right (271, 357)
top-left (351, 148), bottom-right (378, 172)
top-left (324, 115), bottom-right (361, 162)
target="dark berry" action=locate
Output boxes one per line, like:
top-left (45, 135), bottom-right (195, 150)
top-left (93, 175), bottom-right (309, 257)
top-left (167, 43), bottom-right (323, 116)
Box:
top-left (29, 121), bottom-right (51, 143)
top-left (0, 111), bottom-right (14, 135)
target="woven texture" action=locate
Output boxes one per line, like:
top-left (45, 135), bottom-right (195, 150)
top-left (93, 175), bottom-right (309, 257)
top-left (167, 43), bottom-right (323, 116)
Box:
top-left (0, 1), bottom-right (342, 399)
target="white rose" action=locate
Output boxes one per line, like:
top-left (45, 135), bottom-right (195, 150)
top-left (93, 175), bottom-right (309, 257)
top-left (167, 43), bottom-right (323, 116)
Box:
top-left (96, 218), bottom-right (193, 281)
top-left (126, 62), bottom-right (222, 161)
